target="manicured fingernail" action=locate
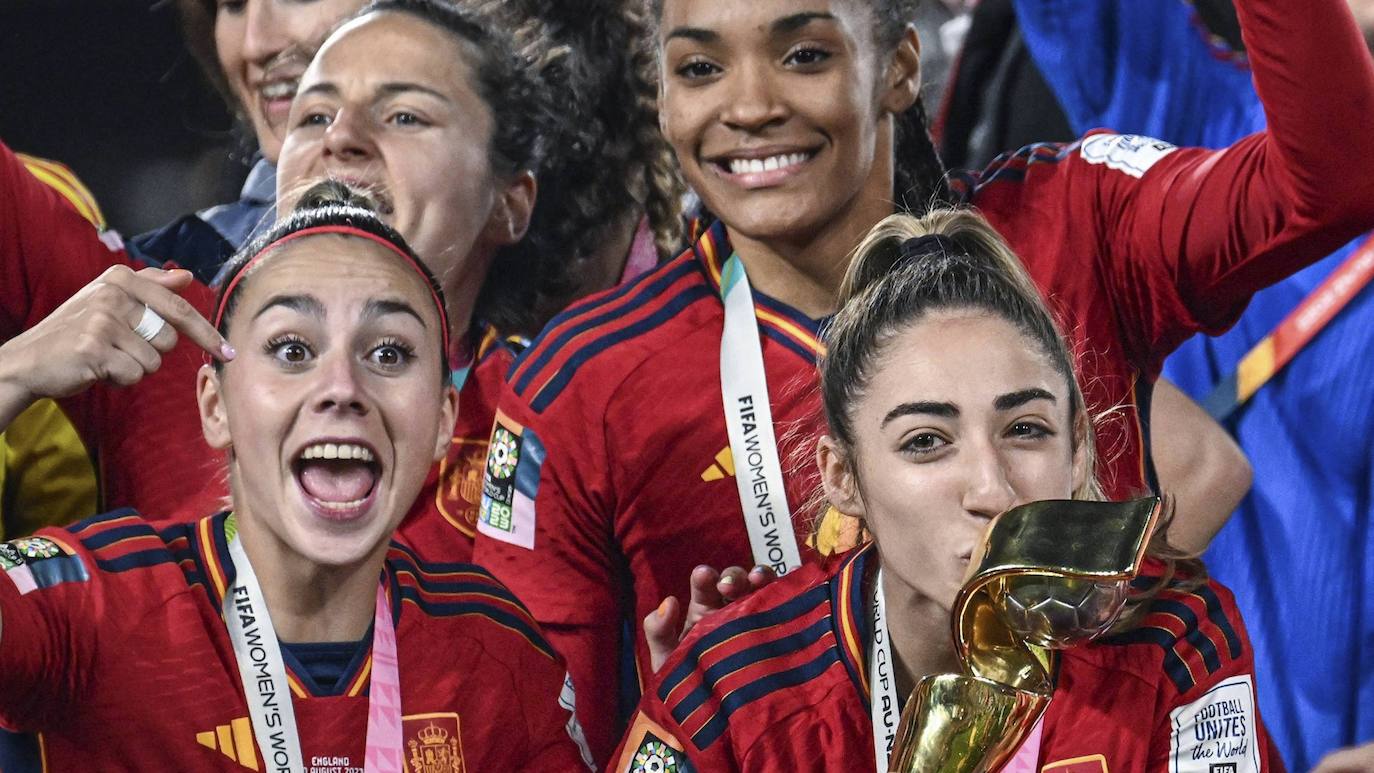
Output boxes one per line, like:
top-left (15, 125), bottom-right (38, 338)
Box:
top-left (752, 566), bottom-right (767, 575)
top-left (718, 574), bottom-right (735, 585)
top-left (221, 343), bottom-right (237, 360)
top-left (657, 598), bottom-right (672, 618)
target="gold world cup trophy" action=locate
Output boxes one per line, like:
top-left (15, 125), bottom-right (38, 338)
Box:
top-left (887, 497), bottom-right (1162, 773)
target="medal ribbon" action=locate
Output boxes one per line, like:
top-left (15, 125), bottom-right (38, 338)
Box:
top-left (868, 569), bottom-right (899, 772)
top-left (867, 566), bottom-right (1043, 773)
top-left (1203, 234), bottom-right (1374, 420)
top-left (718, 253), bottom-right (804, 576)
top-left (224, 521), bottom-right (403, 772)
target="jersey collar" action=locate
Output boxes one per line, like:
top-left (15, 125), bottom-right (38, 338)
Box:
top-left (195, 511), bottom-right (404, 700)
top-left (692, 220), bottom-right (828, 362)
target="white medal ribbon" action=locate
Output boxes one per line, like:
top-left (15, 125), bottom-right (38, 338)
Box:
top-left (225, 534), bottom-right (309, 773)
top-left (718, 253), bottom-right (804, 576)
top-left (224, 525), bottom-right (403, 773)
top-left (868, 568), bottom-right (899, 771)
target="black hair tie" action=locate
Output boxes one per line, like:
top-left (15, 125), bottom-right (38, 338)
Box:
top-left (899, 233), bottom-right (962, 261)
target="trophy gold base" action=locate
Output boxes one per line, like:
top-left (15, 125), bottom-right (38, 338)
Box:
top-left (887, 674), bottom-right (1049, 773)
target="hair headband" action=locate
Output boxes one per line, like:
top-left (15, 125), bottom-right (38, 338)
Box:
top-left (899, 234), bottom-right (963, 262)
top-left (213, 224), bottom-right (452, 361)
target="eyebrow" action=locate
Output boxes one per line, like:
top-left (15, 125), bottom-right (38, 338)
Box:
top-left (882, 401), bottom-right (958, 427)
top-left (666, 11), bottom-right (836, 44)
top-left (994, 388), bottom-right (1057, 411)
top-left (363, 298), bottom-right (428, 328)
top-left (880, 388), bottom-right (1059, 427)
top-left (253, 294), bottom-right (325, 321)
top-left (297, 81), bottom-right (450, 103)
top-left (665, 25), bottom-right (718, 44)
top-left (772, 11), bottom-right (836, 34)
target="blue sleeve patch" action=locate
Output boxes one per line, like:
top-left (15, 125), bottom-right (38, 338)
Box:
top-left (0, 537), bottom-right (89, 595)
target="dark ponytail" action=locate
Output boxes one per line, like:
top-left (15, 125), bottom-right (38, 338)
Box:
top-left (893, 95), bottom-right (951, 212)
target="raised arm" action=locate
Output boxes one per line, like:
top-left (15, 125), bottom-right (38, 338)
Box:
top-left (1070, 0), bottom-right (1374, 369)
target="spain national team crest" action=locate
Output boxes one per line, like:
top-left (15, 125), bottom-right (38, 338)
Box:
top-left (403, 713), bottom-right (464, 773)
top-left (435, 437), bottom-right (490, 536)
top-left (616, 713), bottom-right (695, 773)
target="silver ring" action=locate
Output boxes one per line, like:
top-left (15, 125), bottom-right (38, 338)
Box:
top-left (132, 305), bottom-right (166, 342)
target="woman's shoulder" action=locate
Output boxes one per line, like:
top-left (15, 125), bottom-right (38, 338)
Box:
top-left (500, 244), bottom-right (719, 418)
top-left (659, 550), bottom-right (858, 682)
top-left (1067, 575), bottom-right (1253, 699)
top-left (385, 542), bottom-right (560, 662)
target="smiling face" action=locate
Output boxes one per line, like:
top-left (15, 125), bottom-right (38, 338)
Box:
top-left (214, 0), bottom-right (367, 161)
top-left (277, 10), bottom-right (525, 310)
top-left (656, 0), bottom-right (917, 245)
top-left (197, 234), bottom-right (456, 569)
top-left (823, 311), bottom-right (1085, 611)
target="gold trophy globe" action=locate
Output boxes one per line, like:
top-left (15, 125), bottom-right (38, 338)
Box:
top-left (887, 497), bottom-right (1162, 773)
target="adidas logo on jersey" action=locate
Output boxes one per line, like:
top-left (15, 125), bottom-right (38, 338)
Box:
top-left (700, 447), bottom-right (735, 481)
top-left (196, 718), bottom-right (259, 770)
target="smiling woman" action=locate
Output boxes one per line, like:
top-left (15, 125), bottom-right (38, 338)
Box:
top-left (473, 0), bottom-right (1374, 761)
top-left (0, 184), bottom-right (591, 770)
top-left (614, 210), bottom-right (1282, 773)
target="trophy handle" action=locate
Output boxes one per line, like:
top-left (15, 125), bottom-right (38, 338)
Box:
top-left (885, 497), bottom-right (1162, 772)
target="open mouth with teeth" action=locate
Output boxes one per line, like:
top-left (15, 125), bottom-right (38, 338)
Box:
top-left (293, 441), bottom-right (382, 520)
top-left (721, 151), bottom-right (815, 176)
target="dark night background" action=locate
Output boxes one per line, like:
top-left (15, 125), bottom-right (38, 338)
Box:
top-left (1, 0), bottom-right (248, 237)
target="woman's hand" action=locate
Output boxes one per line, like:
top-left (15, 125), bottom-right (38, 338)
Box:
top-left (645, 564), bottom-right (777, 672)
top-left (0, 266), bottom-right (233, 431)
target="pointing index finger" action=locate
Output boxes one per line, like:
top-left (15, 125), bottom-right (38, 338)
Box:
top-left (123, 272), bottom-right (235, 361)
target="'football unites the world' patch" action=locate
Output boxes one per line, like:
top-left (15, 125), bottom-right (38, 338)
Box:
top-left (0, 536), bottom-right (89, 595)
top-left (1168, 674), bottom-right (1261, 773)
top-left (477, 410), bottom-right (545, 550)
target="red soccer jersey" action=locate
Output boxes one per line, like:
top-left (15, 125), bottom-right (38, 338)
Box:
top-left (472, 0), bottom-right (1374, 761)
top-left (612, 544), bottom-right (1283, 773)
top-left (0, 510), bottom-right (590, 770)
top-left (0, 143), bottom-right (509, 562)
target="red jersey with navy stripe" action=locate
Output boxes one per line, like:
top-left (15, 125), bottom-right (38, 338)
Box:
top-left (472, 0), bottom-right (1374, 761)
top-left (612, 543), bottom-right (1283, 773)
top-left (0, 510), bottom-right (589, 770)
top-left (0, 142), bottom-right (509, 561)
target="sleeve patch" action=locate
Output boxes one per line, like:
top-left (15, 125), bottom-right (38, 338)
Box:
top-left (617, 713), bottom-right (695, 773)
top-left (1168, 674), bottom-right (1260, 773)
top-left (1079, 134), bottom-right (1179, 178)
top-left (0, 537), bottom-right (88, 595)
top-left (477, 410), bottom-right (545, 550)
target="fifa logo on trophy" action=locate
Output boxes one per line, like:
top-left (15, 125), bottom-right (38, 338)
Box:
top-left (887, 497), bottom-right (1162, 773)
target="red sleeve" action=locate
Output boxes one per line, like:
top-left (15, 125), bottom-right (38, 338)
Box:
top-left (471, 383), bottom-right (623, 767)
top-left (0, 140), bottom-right (140, 338)
top-left (1143, 581), bottom-right (1282, 772)
top-left (0, 140), bottom-right (144, 451)
top-left (610, 704), bottom-right (718, 773)
top-left (1048, 0), bottom-right (1374, 370)
top-left (513, 648), bottom-right (595, 769)
top-left (0, 529), bottom-right (101, 731)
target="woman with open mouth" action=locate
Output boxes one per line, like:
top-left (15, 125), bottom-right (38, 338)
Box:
top-left (0, 0), bottom-right (669, 562)
top-left (0, 183), bottom-right (591, 770)
top-left (613, 209), bottom-right (1282, 773)
top-left (473, 0), bottom-right (1374, 763)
